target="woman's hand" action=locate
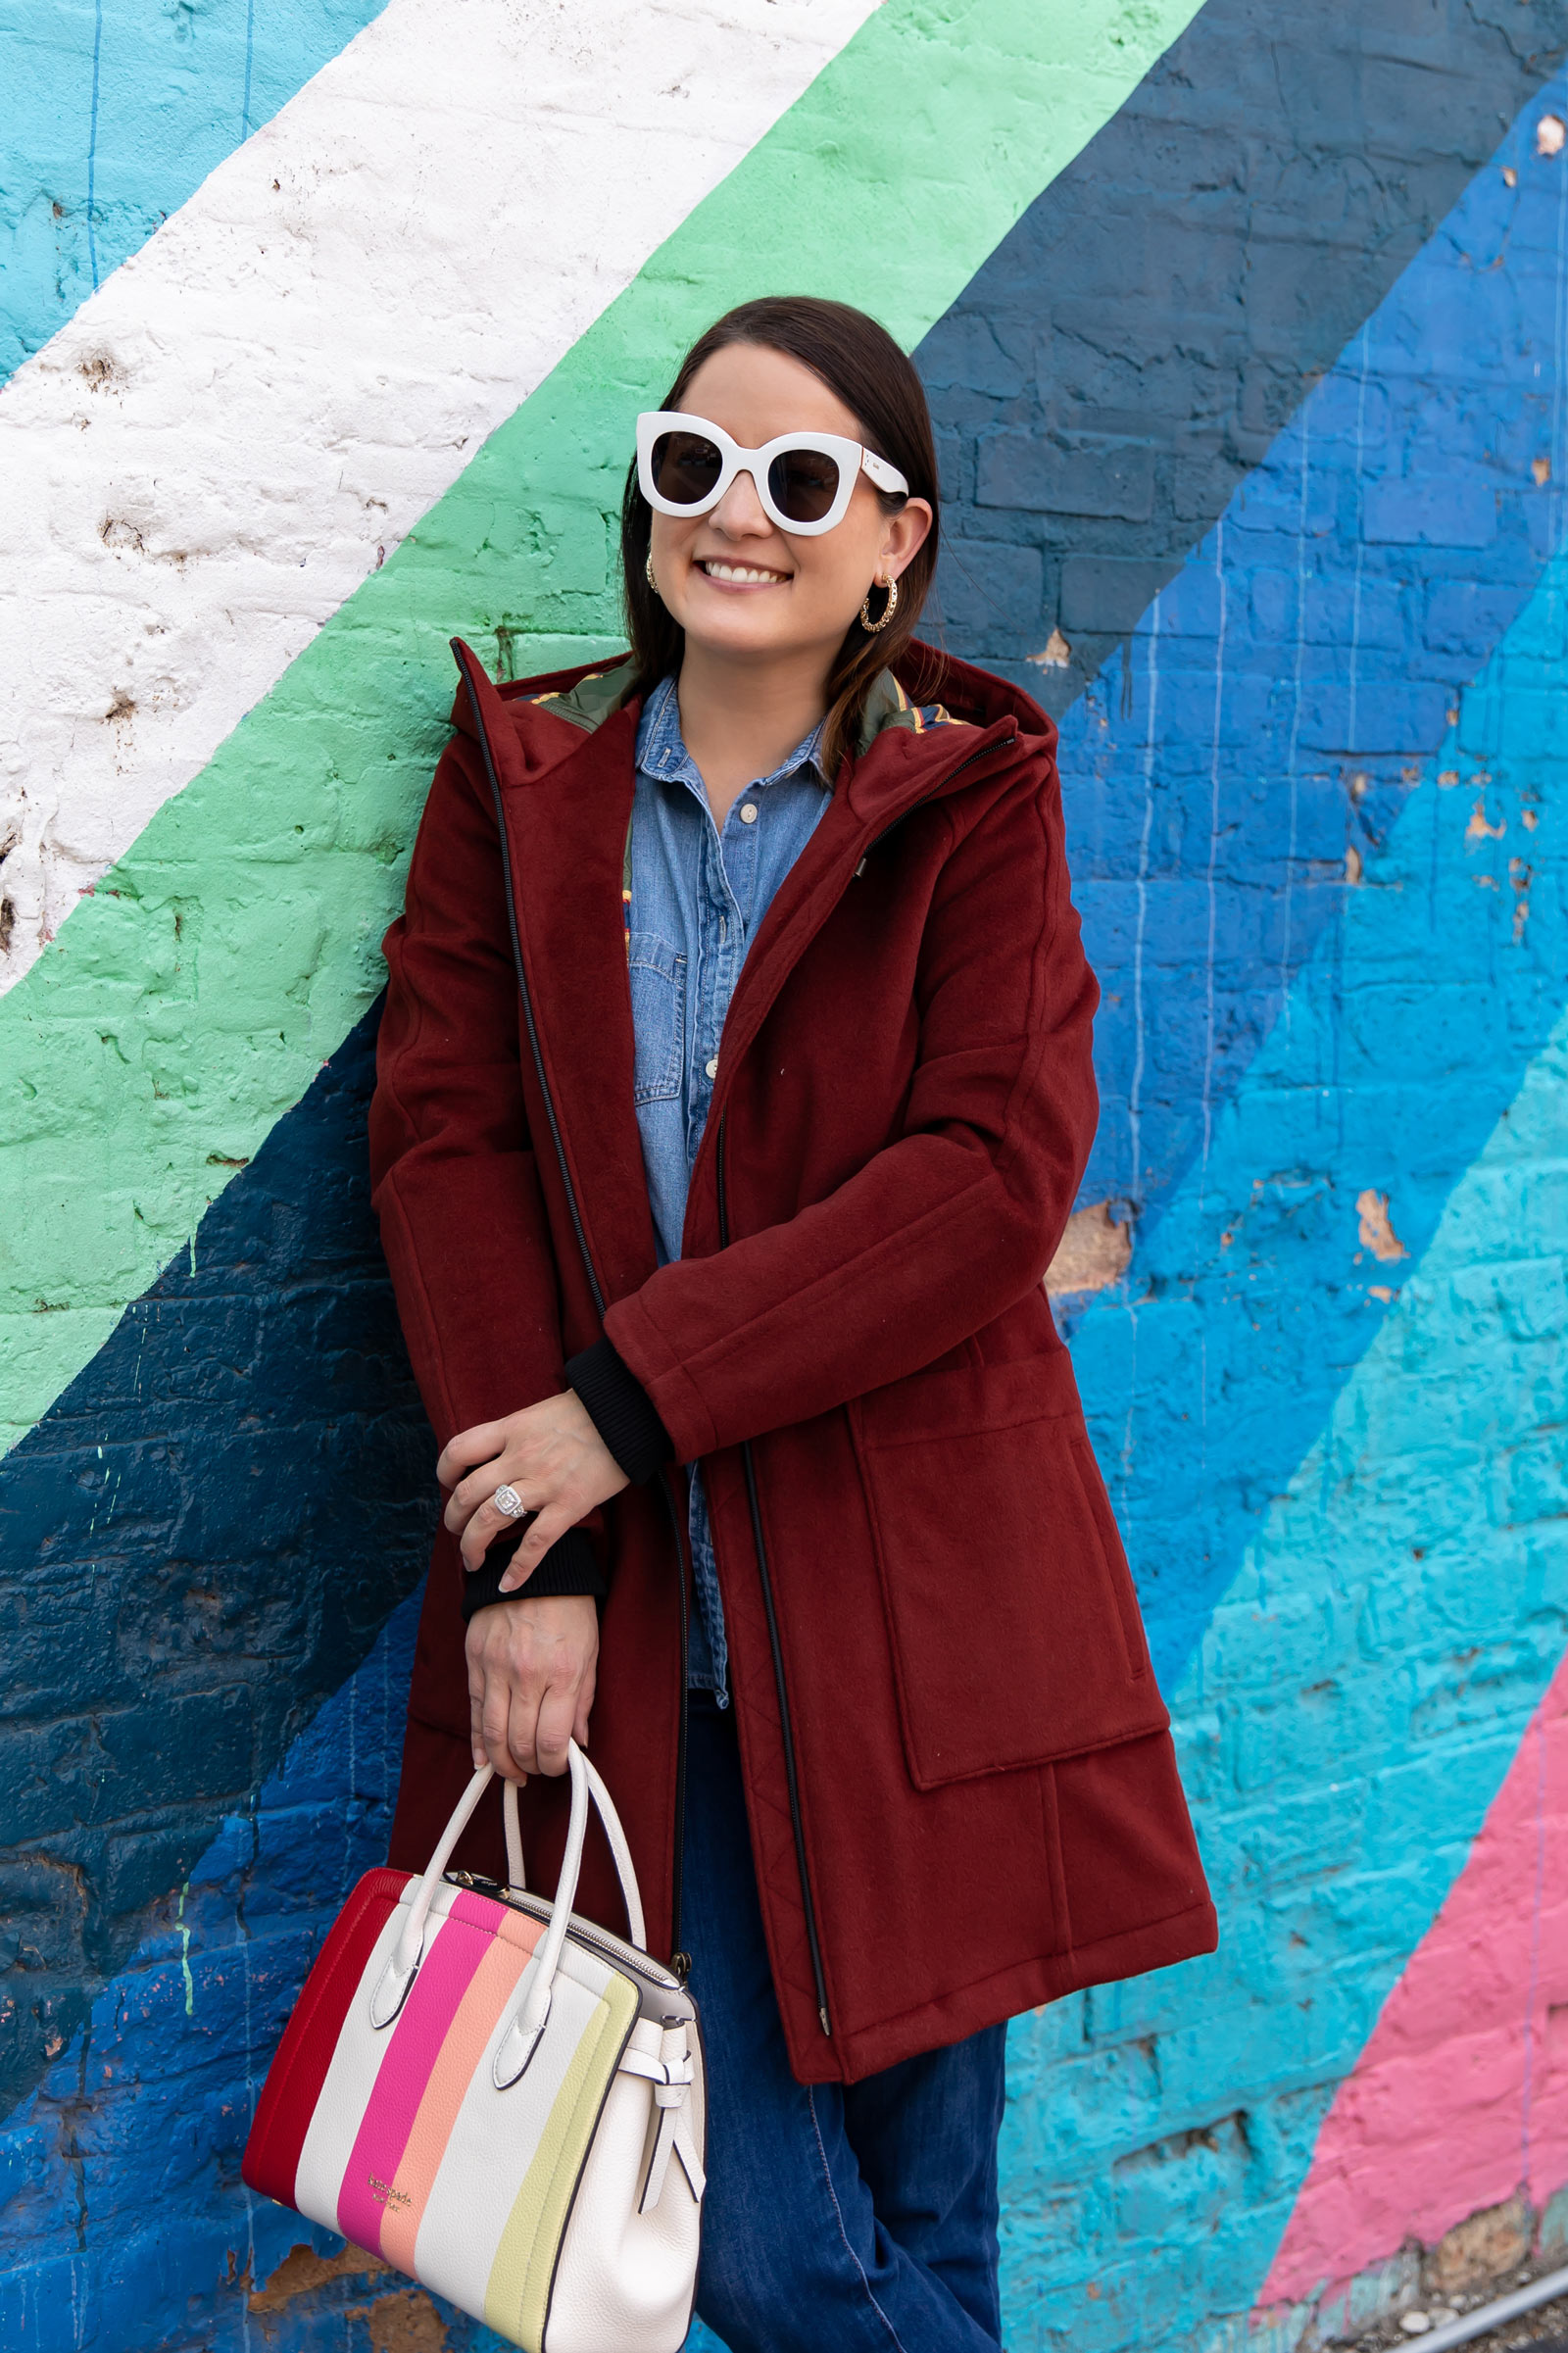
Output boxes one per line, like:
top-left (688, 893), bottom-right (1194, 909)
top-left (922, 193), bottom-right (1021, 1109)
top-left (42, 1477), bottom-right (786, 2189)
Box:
top-left (438, 1391), bottom-right (628, 1593)
top-left (467, 1593), bottom-right (599, 1780)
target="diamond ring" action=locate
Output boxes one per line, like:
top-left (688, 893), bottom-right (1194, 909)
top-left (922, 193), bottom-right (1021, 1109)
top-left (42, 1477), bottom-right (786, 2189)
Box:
top-left (493, 1484), bottom-right (528, 1520)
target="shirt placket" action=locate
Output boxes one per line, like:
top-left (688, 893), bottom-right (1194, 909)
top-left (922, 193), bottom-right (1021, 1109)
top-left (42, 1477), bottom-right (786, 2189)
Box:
top-left (686, 794), bottom-right (751, 1180)
top-left (640, 714), bottom-right (828, 1712)
top-left (679, 780), bottom-right (758, 1705)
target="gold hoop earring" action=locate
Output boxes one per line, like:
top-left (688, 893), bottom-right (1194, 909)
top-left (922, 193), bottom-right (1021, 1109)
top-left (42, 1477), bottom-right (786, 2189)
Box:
top-left (859, 575), bottom-right (898, 634)
top-left (645, 550), bottom-right (660, 599)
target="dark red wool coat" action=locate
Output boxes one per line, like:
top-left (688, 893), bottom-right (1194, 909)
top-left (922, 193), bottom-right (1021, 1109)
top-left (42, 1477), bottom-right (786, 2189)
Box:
top-left (370, 640), bottom-right (1216, 2086)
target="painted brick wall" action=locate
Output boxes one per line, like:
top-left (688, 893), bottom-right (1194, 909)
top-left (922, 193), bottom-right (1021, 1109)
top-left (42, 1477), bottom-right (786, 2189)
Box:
top-left (1, 3), bottom-right (1564, 2349)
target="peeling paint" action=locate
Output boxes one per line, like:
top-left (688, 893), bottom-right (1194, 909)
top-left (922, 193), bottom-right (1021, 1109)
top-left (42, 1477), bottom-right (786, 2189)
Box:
top-left (345, 2285), bottom-right (451, 2352)
top-left (1030, 626), bottom-right (1073, 667)
top-left (249, 2242), bottom-right (388, 2314)
top-left (1355, 1189), bottom-right (1409, 1263)
top-left (1466, 797), bottom-right (1507, 842)
top-left (1045, 1200), bottom-right (1133, 1296)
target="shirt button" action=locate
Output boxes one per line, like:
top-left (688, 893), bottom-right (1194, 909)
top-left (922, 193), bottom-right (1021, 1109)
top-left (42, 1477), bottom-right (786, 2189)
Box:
top-left (739, 802), bottom-right (759, 824)
top-left (705, 1055), bottom-right (718, 1079)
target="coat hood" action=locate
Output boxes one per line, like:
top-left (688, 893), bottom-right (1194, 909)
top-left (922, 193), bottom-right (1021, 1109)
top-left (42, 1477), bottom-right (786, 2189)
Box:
top-left (447, 639), bottom-right (1056, 780)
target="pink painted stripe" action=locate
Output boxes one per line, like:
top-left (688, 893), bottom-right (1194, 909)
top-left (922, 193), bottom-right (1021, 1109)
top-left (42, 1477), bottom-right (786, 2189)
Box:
top-left (380, 1919), bottom-right (541, 2276)
top-left (336, 1893), bottom-right (495, 2255)
top-left (1262, 1646), bottom-right (1568, 2308)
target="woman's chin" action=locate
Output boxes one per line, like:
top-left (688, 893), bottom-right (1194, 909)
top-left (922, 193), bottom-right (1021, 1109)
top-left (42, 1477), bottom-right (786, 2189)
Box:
top-left (678, 604), bottom-right (820, 661)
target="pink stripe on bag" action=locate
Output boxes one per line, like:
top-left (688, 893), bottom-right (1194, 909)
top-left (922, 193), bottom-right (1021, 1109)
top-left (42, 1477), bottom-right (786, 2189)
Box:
top-left (336, 1894), bottom-right (496, 2253)
top-left (379, 1918), bottom-right (542, 2275)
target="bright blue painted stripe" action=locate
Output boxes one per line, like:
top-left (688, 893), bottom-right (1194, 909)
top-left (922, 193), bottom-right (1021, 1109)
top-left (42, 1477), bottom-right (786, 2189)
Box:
top-left (84, 0), bottom-right (103, 289)
top-left (0, 0), bottom-right (392, 384)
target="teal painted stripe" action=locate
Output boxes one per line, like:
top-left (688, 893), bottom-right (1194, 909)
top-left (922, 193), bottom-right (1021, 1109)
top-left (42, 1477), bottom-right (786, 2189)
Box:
top-left (0, 0), bottom-right (393, 383)
top-left (0, 0), bottom-right (1208, 1452)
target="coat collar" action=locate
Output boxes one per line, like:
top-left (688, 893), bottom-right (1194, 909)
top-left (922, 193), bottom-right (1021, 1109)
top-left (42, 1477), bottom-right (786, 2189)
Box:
top-left (450, 640), bottom-right (1051, 818)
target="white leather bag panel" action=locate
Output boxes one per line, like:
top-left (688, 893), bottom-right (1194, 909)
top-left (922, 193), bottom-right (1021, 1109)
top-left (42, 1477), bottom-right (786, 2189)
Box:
top-left (544, 2045), bottom-right (705, 2353)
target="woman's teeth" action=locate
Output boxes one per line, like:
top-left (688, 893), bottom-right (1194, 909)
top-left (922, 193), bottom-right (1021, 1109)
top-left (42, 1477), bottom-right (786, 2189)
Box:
top-left (700, 561), bottom-right (787, 583)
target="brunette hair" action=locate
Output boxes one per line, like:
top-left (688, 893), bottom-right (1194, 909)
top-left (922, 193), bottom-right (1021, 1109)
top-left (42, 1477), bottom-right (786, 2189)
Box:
top-left (619, 296), bottom-right (941, 775)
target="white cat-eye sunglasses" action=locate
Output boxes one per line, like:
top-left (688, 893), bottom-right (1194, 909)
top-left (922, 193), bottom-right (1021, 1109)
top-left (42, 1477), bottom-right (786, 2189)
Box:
top-left (636, 410), bottom-right (909, 538)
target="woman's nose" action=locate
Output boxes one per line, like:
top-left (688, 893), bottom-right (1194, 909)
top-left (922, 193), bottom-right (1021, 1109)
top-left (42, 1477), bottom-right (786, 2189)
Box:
top-left (710, 468), bottom-right (773, 537)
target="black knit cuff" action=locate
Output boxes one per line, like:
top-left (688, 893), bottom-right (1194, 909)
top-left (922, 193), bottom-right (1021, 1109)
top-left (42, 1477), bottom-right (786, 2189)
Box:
top-left (461, 1524), bottom-right (606, 1622)
top-left (565, 1338), bottom-right (674, 1484)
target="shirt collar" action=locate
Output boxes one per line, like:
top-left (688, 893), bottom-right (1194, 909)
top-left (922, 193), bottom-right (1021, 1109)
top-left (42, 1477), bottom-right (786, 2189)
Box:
top-left (634, 673), bottom-right (828, 797)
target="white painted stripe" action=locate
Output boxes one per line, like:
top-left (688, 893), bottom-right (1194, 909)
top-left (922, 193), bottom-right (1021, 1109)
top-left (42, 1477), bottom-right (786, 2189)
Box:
top-left (0, 0), bottom-right (876, 994)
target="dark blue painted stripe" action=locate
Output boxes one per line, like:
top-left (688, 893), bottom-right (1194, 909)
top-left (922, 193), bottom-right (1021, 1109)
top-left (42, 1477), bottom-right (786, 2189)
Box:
top-left (0, 1007), bottom-right (434, 2119)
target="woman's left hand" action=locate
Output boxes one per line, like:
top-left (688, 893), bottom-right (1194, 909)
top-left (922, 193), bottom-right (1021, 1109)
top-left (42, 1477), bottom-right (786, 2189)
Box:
top-left (438, 1392), bottom-right (629, 1592)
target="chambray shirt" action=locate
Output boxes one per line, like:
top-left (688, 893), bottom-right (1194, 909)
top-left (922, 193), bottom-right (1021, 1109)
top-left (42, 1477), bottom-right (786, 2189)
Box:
top-left (628, 674), bottom-right (832, 1701)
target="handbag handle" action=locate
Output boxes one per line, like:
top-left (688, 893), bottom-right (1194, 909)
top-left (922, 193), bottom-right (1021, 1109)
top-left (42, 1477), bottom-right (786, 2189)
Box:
top-left (500, 1764), bottom-right (645, 1953)
top-left (369, 1743), bottom-right (646, 2054)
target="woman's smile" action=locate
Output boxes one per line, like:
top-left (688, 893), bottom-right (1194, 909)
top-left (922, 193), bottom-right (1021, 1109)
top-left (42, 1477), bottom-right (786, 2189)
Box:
top-left (694, 556), bottom-right (792, 587)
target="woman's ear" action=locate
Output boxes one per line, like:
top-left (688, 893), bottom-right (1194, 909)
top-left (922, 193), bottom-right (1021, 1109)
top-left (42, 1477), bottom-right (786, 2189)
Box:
top-left (881, 497), bottom-right (934, 582)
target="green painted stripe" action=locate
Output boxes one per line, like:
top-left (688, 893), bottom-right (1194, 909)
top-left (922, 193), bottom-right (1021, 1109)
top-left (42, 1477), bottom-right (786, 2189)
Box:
top-left (0, 0), bottom-right (1206, 1450)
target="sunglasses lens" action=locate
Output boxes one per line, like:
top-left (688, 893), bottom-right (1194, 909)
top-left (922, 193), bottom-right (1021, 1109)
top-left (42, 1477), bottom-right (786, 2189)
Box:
top-left (768, 447), bottom-right (842, 524)
top-left (651, 430), bottom-right (724, 509)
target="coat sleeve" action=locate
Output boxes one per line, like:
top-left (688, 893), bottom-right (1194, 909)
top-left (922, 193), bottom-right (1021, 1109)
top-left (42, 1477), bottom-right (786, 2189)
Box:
top-left (600, 747), bottom-right (1100, 1461)
top-left (370, 732), bottom-right (606, 1598)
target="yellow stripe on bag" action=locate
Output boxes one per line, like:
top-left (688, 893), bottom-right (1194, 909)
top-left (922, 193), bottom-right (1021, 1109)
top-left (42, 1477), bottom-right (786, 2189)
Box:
top-left (483, 1974), bottom-right (640, 2350)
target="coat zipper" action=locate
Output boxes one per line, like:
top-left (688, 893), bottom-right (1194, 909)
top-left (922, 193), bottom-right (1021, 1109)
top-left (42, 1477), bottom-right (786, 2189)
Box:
top-left (452, 640), bottom-right (694, 1980)
top-left (715, 1109), bottom-right (832, 2038)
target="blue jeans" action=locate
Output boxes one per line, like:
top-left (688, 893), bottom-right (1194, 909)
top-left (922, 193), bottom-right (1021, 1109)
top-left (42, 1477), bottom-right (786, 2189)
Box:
top-left (682, 1692), bottom-right (1007, 2352)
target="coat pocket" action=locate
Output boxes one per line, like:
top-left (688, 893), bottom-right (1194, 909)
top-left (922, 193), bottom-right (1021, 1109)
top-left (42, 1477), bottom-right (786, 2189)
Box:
top-left (851, 1355), bottom-right (1166, 1789)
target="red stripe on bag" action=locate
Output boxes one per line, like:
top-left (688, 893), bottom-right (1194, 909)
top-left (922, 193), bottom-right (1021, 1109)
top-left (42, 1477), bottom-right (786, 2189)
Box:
top-left (242, 1868), bottom-right (409, 2208)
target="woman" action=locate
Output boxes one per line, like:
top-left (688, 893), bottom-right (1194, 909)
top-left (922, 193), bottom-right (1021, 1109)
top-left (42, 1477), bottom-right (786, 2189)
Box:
top-left (369, 296), bottom-right (1215, 2350)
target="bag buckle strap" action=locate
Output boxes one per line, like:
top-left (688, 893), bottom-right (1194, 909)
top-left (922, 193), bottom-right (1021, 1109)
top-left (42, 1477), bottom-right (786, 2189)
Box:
top-left (617, 2046), bottom-right (695, 2093)
top-left (625, 2024), bottom-right (705, 2214)
top-left (639, 2103), bottom-right (706, 2214)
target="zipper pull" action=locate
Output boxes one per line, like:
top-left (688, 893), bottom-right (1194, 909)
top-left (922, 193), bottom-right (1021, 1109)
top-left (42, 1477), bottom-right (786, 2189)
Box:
top-left (670, 1950), bottom-right (693, 1985)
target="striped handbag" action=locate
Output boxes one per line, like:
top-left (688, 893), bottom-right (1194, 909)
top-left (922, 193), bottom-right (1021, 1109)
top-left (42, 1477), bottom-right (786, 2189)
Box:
top-left (242, 1740), bottom-right (705, 2352)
